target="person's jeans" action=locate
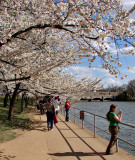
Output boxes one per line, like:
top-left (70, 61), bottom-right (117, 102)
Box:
top-left (47, 111), bottom-right (54, 129)
top-left (106, 126), bottom-right (119, 154)
top-left (65, 108), bottom-right (69, 121)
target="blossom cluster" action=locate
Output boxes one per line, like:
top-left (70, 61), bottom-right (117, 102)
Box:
top-left (0, 0), bottom-right (134, 98)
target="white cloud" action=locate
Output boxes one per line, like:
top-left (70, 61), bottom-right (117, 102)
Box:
top-left (121, 0), bottom-right (135, 9)
top-left (63, 65), bottom-right (112, 82)
top-left (104, 37), bottom-right (135, 55)
top-left (104, 78), bottom-right (124, 86)
top-left (104, 39), bottom-right (116, 53)
top-left (112, 46), bottom-right (135, 55)
top-left (69, 66), bottom-right (109, 75)
top-left (63, 66), bottom-right (95, 80)
top-left (70, 66), bottom-right (89, 73)
top-left (93, 67), bottom-right (108, 73)
top-left (128, 66), bottom-right (135, 74)
top-left (121, 0), bottom-right (135, 21)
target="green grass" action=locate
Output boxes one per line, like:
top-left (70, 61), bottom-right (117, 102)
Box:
top-left (0, 128), bottom-right (18, 143)
top-left (0, 96), bottom-right (34, 143)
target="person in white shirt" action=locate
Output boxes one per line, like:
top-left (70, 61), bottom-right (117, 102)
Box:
top-left (53, 96), bottom-right (60, 115)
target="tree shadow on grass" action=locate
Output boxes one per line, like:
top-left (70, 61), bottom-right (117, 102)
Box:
top-left (0, 106), bottom-right (33, 130)
top-left (0, 103), bottom-right (47, 133)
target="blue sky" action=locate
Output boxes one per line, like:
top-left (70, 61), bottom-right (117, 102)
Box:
top-left (63, 0), bottom-right (135, 88)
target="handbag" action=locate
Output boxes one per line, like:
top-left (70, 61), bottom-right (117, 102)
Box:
top-left (53, 113), bottom-right (58, 124)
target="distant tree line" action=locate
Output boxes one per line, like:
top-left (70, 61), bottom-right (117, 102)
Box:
top-left (104, 79), bottom-right (135, 101)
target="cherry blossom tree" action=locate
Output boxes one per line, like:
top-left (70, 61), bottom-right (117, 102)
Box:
top-left (0, 0), bottom-right (134, 75)
top-left (0, 0), bottom-right (135, 119)
top-left (0, 67), bottom-right (103, 120)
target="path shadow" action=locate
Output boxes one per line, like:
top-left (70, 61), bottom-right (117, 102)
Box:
top-left (55, 117), bottom-right (107, 160)
top-left (29, 127), bottom-right (47, 132)
top-left (49, 151), bottom-right (106, 156)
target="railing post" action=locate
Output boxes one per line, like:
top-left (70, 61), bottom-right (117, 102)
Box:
top-left (68, 107), bottom-right (134, 154)
top-left (74, 107), bottom-right (76, 123)
top-left (94, 115), bottom-right (96, 138)
top-left (82, 120), bottom-right (84, 129)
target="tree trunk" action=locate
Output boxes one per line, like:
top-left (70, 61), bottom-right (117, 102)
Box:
top-left (3, 93), bottom-right (9, 107)
top-left (8, 83), bottom-right (20, 121)
top-left (21, 93), bottom-right (25, 112)
top-left (25, 97), bottom-right (29, 108)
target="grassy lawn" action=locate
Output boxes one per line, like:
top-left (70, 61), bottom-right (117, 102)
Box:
top-left (0, 96), bottom-right (34, 143)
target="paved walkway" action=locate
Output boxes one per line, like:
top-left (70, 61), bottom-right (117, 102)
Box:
top-left (0, 111), bottom-right (134, 160)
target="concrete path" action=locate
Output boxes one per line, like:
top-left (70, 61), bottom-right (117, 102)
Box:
top-left (0, 111), bottom-right (134, 160)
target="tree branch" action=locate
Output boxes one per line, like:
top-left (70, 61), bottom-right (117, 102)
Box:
top-left (0, 23), bottom-right (98, 47)
top-left (0, 76), bottom-right (30, 82)
top-left (0, 59), bottom-right (17, 67)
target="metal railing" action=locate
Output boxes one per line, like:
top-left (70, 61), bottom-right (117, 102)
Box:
top-left (61, 106), bottom-right (135, 152)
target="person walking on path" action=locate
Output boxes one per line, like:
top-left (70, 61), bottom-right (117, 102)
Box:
top-left (53, 96), bottom-right (60, 116)
top-left (65, 98), bottom-right (71, 122)
top-left (35, 98), bottom-right (40, 110)
top-left (39, 97), bottom-right (45, 114)
top-left (46, 97), bottom-right (55, 131)
top-left (106, 104), bottom-right (122, 155)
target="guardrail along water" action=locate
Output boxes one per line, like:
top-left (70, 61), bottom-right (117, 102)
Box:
top-left (61, 104), bottom-right (135, 156)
